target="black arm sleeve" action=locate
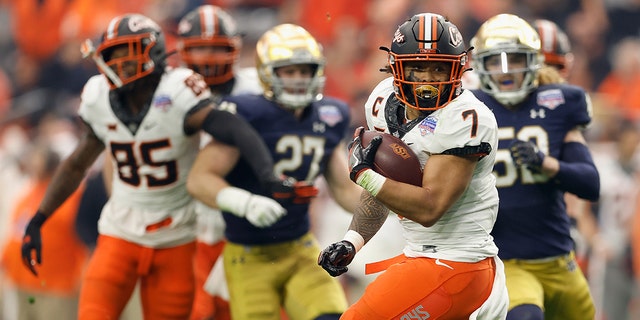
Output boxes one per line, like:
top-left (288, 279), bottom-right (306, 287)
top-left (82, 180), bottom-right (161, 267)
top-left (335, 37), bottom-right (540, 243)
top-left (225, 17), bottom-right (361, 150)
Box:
top-left (555, 142), bottom-right (600, 201)
top-left (201, 109), bottom-right (275, 184)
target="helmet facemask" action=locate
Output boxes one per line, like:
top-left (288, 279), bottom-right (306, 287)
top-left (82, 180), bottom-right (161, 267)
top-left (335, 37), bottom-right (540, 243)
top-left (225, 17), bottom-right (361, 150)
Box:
top-left (265, 63), bottom-right (325, 110)
top-left (178, 37), bottom-right (240, 86)
top-left (388, 50), bottom-right (466, 112)
top-left (384, 13), bottom-right (468, 113)
top-left (470, 13), bottom-right (543, 107)
top-left (96, 34), bottom-right (155, 90)
top-left (473, 49), bottom-right (541, 107)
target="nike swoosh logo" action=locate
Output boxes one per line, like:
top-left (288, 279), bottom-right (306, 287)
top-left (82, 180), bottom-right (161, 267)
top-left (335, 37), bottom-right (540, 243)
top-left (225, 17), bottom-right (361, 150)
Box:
top-left (435, 259), bottom-right (453, 270)
top-left (143, 123), bottom-right (156, 130)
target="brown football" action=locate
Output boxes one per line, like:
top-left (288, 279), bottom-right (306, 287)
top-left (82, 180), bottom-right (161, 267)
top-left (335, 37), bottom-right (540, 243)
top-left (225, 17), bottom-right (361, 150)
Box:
top-left (360, 130), bottom-right (423, 186)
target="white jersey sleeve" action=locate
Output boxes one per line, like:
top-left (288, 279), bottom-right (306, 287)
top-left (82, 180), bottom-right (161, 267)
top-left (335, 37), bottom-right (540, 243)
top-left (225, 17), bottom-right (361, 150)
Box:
top-left (78, 68), bottom-right (211, 247)
top-left (363, 79), bottom-right (500, 262)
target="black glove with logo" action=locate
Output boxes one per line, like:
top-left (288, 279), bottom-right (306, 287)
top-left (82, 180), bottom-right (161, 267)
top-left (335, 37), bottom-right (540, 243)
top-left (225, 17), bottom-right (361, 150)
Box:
top-left (348, 127), bottom-right (382, 183)
top-left (509, 140), bottom-right (545, 173)
top-left (317, 240), bottom-right (356, 277)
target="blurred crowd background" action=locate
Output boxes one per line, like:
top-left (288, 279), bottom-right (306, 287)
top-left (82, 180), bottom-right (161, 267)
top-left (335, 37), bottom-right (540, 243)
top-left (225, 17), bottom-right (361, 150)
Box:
top-left (1, 0), bottom-right (640, 319)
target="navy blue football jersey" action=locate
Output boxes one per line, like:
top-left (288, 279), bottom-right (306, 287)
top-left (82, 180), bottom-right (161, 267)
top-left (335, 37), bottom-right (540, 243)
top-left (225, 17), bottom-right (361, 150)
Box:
top-left (472, 84), bottom-right (592, 259)
top-left (216, 94), bottom-right (351, 245)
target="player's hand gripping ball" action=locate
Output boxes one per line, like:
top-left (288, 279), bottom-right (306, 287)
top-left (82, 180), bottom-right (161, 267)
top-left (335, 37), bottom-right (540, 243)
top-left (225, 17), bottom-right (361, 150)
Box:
top-left (349, 127), bottom-right (423, 186)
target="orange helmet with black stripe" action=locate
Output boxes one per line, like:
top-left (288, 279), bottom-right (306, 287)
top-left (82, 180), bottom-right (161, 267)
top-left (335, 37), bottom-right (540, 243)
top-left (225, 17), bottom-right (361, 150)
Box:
top-left (383, 13), bottom-right (469, 111)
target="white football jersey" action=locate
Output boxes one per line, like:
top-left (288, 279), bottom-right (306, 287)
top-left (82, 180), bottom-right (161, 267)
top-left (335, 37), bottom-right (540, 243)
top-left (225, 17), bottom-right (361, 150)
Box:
top-left (231, 67), bottom-right (262, 95)
top-left (78, 67), bottom-right (211, 247)
top-left (591, 143), bottom-right (639, 255)
top-left (364, 77), bottom-right (500, 262)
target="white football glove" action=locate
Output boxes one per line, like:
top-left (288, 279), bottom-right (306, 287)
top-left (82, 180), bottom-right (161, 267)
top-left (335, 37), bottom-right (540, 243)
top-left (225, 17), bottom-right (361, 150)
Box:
top-left (216, 187), bottom-right (287, 228)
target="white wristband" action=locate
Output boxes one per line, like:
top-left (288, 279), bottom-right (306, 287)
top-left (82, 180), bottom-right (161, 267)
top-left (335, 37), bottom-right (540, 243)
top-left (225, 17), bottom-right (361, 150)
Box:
top-left (216, 187), bottom-right (251, 217)
top-left (356, 169), bottom-right (387, 197)
top-left (343, 230), bottom-right (365, 253)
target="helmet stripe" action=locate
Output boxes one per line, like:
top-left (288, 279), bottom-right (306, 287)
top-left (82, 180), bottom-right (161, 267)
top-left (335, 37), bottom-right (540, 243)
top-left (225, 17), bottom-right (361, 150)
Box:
top-left (430, 15), bottom-right (438, 50)
top-left (106, 16), bottom-right (122, 39)
top-left (418, 15), bottom-right (426, 49)
top-left (537, 20), bottom-right (557, 53)
top-left (201, 5), bottom-right (216, 37)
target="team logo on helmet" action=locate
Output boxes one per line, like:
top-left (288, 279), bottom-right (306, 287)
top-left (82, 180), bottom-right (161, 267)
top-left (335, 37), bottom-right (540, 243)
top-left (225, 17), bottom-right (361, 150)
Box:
top-left (449, 27), bottom-right (463, 47)
top-left (177, 20), bottom-right (193, 35)
top-left (128, 15), bottom-right (160, 32)
top-left (393, 29), bottom-right (405, 44)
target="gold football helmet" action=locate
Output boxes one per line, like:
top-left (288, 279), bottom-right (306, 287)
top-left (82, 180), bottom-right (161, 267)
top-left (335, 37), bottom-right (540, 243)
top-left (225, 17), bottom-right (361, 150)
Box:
top-left (470, 14), bottom-right (543, 106)
top-left (256, 24), bottom-right (325, 109)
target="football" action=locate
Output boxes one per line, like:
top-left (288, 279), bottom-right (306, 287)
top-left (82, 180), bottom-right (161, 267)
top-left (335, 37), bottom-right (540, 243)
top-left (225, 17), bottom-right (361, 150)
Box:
top-left (360, 130), bottom-right (423, 186)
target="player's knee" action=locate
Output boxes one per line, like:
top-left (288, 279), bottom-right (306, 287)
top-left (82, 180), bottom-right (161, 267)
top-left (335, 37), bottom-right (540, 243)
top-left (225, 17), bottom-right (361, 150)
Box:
top-left (506, 304), bottom-right (544, 320)
top-left (314, 314), bottom-right (342, 320)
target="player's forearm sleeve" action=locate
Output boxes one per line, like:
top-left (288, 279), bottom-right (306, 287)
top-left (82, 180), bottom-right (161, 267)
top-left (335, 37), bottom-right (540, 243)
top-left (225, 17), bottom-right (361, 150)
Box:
top-left (555, 142), bottom-right (600, 201)
top-left (201, 109), bottom-right (275, 183)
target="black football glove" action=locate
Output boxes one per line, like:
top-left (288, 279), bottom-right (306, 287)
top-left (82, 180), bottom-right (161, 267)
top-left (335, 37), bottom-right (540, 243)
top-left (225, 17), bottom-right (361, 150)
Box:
top-left (317, 240), bottom-right (356, 277)
top-left (21, 212), bottom-right (47, 276)
top-left (263, 175), bottom-right (319, 204)
top-left (348, 127), bottom-right (382, 183)
top-left (509, 140), bottom-right (545, 173)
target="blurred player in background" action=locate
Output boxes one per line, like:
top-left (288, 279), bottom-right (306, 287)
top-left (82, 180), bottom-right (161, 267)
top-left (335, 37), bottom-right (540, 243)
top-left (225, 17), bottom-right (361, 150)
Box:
top-left (186, 23), bottom-right (362, 320)
top-left (587, 119), bottom-right (640, 320)
top-left (533, 17), bottom-right (599, 279)
top-left (318, 13), bottom-right (508, 319)
top-left (471, 13), bottom-right (599, 320)
top-left (19, 13), bottom-right (288, 319)
top-left (176, 5), bottom-right (263, 319)
top-left (2, 138), bottom-right (88, 320)
top-left (533, 19), bottom-right (574, 80)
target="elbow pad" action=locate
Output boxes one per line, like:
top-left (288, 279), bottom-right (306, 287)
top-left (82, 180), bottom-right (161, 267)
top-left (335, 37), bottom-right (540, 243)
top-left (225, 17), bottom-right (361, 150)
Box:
top-left (555, 142), bottom-right (600, 201)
